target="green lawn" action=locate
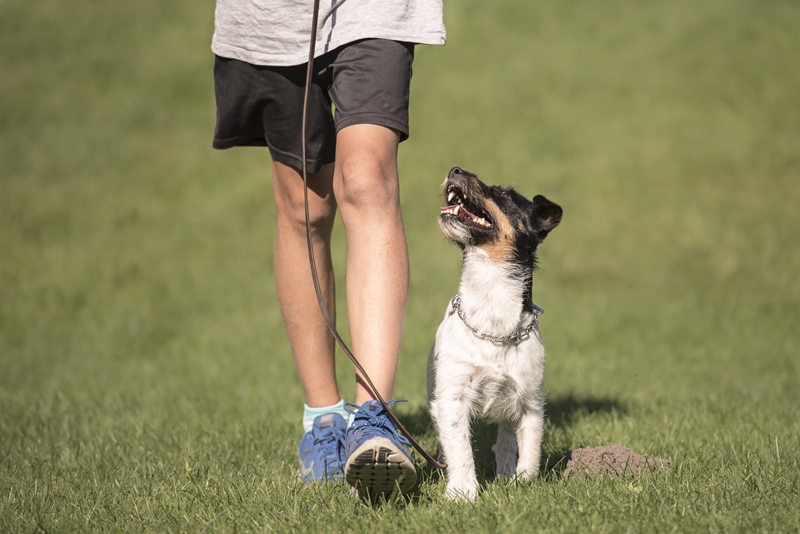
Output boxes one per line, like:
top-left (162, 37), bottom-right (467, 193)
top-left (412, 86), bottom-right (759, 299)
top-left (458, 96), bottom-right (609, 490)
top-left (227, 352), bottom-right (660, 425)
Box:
top-left (1, 0), bottom-right (799, 531)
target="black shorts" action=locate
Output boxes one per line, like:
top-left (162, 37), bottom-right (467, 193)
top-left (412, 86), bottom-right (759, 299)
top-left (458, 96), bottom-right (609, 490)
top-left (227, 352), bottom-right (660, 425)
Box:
top-left (212, 39), bottom-right (415, 173)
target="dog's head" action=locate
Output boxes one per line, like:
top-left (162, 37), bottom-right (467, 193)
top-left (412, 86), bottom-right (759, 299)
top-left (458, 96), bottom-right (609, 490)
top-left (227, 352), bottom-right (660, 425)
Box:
top-left (439, 167), bottom-right (562, 264)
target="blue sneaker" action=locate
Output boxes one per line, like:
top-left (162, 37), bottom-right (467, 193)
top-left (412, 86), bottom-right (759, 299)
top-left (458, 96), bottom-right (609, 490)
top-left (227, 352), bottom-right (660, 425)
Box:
top-left (344, 400), bottom-right (417, 499)
top-left (298, 413), bottom-right (347, 483)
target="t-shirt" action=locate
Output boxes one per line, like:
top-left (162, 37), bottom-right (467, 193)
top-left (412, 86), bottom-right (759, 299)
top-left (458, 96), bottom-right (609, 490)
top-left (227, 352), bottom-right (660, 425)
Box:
top-left (212, 0), bottom-right (446, 67)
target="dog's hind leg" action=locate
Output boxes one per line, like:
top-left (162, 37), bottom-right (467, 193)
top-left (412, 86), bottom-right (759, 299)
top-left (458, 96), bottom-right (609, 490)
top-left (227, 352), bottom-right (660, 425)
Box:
top-left (515, 407), bottom-right (544, 481)
top-left (495, 420), bottom-right (518, 478)
top-left (426, 343), bottom-right (437, 404)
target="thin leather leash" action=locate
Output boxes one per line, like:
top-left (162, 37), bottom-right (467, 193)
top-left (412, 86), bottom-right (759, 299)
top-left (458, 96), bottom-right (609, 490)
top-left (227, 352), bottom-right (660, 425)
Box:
top-left (300, 0), bottom-right (445, 470)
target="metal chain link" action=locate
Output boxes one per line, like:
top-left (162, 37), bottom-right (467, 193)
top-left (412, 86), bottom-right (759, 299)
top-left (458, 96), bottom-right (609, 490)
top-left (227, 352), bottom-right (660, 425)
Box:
top-left (449, 294), bottom-right (543, 345)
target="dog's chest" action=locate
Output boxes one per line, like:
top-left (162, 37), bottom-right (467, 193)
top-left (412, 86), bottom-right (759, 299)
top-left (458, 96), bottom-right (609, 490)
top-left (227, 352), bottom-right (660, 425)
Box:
top-left (434, 315), bottom-right (546, 423)
top-left (470, 364), bottom-right (528, 421)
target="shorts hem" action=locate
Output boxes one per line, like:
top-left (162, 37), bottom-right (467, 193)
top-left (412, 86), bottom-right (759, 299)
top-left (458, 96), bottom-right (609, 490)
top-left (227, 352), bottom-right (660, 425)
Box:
top-left (269, 145), bottom-right (330, 175)
top-left (212, 131), bottom-right (267, 150)
top-left (336, 113), bottom-right (410, 142)
top-left (212, 135), bottom-right (329, 174)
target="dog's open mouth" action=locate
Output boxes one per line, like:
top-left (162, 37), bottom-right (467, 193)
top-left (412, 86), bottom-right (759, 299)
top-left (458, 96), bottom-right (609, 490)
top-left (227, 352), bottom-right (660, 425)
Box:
top-left (441, 185), bottom-right (492, 228)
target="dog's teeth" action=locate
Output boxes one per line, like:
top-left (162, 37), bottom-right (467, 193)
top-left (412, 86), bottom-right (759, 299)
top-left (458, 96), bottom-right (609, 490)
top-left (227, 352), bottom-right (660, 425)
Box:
top-left (447, 191), bottom-right (456, 202)
top-left (453, 205), bottom-right (460, 215)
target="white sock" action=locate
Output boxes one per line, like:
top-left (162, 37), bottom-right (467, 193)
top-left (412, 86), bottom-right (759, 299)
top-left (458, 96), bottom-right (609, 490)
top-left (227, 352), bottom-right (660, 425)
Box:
top-left (302, 399), bottom-right (349, 434)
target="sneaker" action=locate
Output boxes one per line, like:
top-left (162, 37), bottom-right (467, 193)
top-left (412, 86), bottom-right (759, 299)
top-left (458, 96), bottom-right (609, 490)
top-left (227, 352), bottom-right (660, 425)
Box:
top-left (298, 412), bottom-right (347, 483)
top-left (343, 400), bottom-right (417, 500)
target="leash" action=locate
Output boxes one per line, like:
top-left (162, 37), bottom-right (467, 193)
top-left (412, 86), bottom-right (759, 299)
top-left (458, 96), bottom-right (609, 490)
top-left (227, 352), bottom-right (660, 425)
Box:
top-left (300, 0), bottom-right (445, 470)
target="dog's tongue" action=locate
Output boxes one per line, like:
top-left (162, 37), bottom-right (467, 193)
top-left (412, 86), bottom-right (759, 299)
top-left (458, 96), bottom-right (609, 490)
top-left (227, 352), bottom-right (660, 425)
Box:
top-left (442, 204), bottom-right (476, 219)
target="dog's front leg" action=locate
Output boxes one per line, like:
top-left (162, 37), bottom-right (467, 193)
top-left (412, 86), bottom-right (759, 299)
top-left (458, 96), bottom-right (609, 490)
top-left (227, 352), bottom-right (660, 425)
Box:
top-left (495, 420), bottom-right (518, 478)
top-left (439, 408), bottom-right (479, 500)
top-left (434, 391), bottom-right (480, 500)
top-left (515, 407), bottom-right (544, 481)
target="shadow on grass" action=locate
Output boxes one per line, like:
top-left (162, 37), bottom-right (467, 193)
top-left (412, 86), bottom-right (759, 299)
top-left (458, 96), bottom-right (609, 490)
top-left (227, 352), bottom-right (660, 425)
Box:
top-left (396, 404), bottom-right (443, 487)
top-left (545, 393), bottom-right (628, 478)
top-left (547, 392), bottom-right (627, 429)
top-left (396, 392), bottom-right (628, 495)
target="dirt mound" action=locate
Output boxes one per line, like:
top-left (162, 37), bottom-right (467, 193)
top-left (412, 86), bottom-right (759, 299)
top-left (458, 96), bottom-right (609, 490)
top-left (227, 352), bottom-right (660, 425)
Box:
top-left (563, 444), bottom-right (671, 479)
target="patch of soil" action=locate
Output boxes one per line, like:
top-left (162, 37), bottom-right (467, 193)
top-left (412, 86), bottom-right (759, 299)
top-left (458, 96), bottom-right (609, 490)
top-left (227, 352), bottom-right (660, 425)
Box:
top-left (563, 444), bottom-right (671, 479)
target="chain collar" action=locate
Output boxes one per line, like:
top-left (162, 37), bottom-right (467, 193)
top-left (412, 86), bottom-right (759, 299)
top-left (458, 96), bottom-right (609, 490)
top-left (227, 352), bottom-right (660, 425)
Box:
top-left (449, 294), bottom-right (543, 345)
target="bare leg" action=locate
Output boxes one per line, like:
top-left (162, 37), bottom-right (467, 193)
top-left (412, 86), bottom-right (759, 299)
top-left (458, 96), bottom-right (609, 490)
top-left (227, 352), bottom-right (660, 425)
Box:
top-left (272, 160), bottom-right (340, 408)
top-left (332, 124), bottom-right (409, 404)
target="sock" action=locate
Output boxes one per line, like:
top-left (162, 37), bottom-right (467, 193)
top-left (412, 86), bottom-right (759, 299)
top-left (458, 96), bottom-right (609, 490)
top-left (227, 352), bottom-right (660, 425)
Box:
top-left (302, 399), bottom-right (349, 434)
top-left (347, 406), bottom-right (357, 428)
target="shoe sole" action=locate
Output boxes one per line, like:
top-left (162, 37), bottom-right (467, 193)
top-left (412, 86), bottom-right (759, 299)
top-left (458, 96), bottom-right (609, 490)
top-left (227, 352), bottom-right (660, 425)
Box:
top-left (344, 437), bottom-right (417, 500)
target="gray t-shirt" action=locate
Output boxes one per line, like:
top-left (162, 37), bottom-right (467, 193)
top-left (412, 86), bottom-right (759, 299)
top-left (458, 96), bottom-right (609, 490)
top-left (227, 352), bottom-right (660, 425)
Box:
top-left (212, 0), bottom-right (446, 67)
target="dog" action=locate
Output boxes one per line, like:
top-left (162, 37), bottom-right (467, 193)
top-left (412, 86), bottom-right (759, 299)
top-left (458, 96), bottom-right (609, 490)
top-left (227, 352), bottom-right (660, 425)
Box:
top-left (427, 166), bottom-right (562, 501)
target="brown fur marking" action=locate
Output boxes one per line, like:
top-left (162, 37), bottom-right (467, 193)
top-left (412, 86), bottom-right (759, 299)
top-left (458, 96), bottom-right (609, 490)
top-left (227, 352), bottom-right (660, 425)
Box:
top-left (479, 198), bottom-right (515, 263)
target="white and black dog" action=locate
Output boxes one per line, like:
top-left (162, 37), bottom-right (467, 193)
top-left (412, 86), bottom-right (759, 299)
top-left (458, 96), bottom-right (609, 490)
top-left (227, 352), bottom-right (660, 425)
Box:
top-left (427, 166), bottom-right (562, 501)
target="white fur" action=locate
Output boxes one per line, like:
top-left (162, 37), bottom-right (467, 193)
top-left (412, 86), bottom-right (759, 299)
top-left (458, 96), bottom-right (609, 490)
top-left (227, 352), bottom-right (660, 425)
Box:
top-left (428, 248), bottom-right (546, 501)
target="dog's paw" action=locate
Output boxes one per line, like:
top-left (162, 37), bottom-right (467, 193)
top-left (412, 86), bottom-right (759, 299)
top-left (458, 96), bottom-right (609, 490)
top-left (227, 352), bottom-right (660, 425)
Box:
top-left (514, 466), bottom-right (540, 483)
top-left (444, 481), bottom-right (479, 502)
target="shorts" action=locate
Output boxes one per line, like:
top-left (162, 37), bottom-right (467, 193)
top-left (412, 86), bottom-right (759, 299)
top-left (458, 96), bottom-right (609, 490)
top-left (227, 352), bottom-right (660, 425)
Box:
top-left (212, 39), bottom-right (415, 173)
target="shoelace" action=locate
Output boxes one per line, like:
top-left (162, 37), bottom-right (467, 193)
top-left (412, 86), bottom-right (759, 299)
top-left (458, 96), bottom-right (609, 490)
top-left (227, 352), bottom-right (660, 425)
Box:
top-left (315, 433), bottom-right (345, 473)
top-left (345, 400), bottom-right (412, 448)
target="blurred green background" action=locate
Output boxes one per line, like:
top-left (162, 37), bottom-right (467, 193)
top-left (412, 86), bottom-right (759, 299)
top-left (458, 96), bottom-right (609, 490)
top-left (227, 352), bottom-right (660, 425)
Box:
top-left (1, 0), bottom-right (798, 531)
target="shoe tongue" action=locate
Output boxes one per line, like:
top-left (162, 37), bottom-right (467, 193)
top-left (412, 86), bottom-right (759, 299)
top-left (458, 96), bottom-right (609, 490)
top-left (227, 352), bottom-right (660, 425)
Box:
top-left (318, 414), bottom-right (337, 429)
top-left (314, 414), bottom-right (346, 439)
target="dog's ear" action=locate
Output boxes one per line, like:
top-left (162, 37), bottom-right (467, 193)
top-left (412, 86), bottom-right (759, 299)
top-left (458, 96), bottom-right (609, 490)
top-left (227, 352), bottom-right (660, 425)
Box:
top-left (532, 195), bottom-right (562, 241)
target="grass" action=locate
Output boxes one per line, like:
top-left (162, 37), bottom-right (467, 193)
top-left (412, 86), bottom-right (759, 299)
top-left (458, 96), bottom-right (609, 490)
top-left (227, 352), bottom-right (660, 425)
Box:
top-left (1, 0), bottom-right (799, 531)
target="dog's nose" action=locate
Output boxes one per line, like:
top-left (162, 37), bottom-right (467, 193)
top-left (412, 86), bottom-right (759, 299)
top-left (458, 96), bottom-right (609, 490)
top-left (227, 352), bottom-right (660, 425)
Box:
top-left (448, 167), bottom-right (465, 178)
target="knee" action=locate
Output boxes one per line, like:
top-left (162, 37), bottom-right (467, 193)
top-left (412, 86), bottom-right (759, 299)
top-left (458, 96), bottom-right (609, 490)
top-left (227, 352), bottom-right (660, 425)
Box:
top-left (275, 183), bottom-right (337, 238)
top-left (336, 154), bottom-right (400, 214)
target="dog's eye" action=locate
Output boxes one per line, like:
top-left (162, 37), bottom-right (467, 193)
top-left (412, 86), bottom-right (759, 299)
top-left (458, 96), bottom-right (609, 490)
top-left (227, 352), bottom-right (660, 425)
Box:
top-left (491, 186), bottom-right (510, 199)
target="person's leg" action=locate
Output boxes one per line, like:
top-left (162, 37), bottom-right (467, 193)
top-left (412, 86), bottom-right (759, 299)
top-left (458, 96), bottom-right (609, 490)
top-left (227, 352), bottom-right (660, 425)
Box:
top-left (334, 123), bottom-right (417, 499)
top-left (332, 124), bottom-right (409, 404)
top-left (272, 160), bottom-right (341, 408)
top-left (213, 54), bottom-right (349, 481)
top-left (322, 39), bottom-right (417, 498)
